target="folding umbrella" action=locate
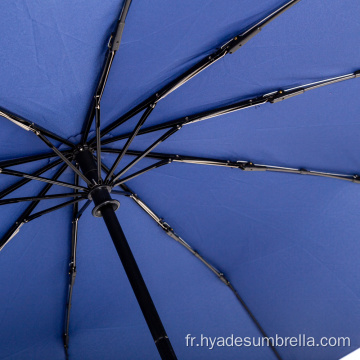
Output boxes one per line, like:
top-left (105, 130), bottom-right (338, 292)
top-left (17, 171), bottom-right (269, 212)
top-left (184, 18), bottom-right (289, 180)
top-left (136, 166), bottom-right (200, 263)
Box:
top-left (0, 0), bottom-right (359, 359)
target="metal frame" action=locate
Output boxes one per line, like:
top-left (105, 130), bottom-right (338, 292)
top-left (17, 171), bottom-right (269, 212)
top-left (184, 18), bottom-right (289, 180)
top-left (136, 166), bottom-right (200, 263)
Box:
top-left (109, 126), bottom-right (180, 185)
top-left (0, 192), bottom-right (87, 206)
top-left (0, 151), bottom-right (70, 168)
top-left (100, 70), bottom-right (360, 145)
top-left (0, 107), bottom-right (75, 147)
top-left (88, 0), bottom-right (301, 145)
top-left (2, 1), bottom-right (359, 360)
top-left (0, 168), bottom-right (87, 191)
top-left (104, 104), bottom-right (155, 182)
top-left (81, 0), bottom-right (133, 143)
top-left (63, 173), bottom-right (90, 358)
top-left (112, 159), bottom-right (170, 187)
top-left (102, 148), bottom-right (360, 185)
top-left (0, 158), bottom-right (64, 199)
top-left (0, 164), bottom-right (68, 250)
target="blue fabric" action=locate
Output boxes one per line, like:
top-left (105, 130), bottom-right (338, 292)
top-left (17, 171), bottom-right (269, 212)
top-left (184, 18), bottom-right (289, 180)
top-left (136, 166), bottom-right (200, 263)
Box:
top-left (0, 1), bottom-right (360, 359)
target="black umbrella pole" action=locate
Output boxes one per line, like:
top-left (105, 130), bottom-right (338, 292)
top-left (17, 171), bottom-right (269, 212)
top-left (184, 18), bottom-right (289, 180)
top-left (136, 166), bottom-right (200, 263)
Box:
top-left (75, 149), bottom-right (177, 359)
top-left (99, 204), bottom-right (177, 360)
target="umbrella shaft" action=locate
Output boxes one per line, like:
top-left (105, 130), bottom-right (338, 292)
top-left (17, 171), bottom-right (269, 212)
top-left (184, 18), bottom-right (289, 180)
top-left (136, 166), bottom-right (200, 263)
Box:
top-left (100, 204), bottom-right (177, 359)
top-left (75, 149), bottom-right (177, 359)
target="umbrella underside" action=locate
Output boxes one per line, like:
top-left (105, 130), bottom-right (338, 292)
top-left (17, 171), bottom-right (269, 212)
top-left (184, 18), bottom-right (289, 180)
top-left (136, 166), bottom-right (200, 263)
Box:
top-left (0, 0), bottom-right (359, 359)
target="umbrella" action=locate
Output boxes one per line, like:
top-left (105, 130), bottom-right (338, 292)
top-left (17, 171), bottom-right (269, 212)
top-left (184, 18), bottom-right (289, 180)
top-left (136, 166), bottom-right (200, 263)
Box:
top-left (0, 0), bottom-right (359, 359)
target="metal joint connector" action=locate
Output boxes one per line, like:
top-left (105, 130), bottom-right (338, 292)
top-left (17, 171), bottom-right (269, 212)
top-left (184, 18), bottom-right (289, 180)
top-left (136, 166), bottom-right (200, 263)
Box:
top-left (107, 34), bottom-right (114, 48)
top-left (353, 175), bottom-right (360, 183)
top-left (270, 89), bottom-right (305, 103)
top-left (242, 162), bottom-right (265, 171)
top-left (68, 265), bottom-right (76, 276)
top-left (27, 124), bottom-right (37, 133)
top-left (159, 219), bottom-right (172, 231)
top-left (218, 273), bottom-right (230, 286)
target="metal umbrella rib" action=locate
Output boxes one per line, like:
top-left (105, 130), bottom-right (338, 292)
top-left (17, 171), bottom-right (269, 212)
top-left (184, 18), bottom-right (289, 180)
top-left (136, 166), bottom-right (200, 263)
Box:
top-left (26, 198), bottom-right (86, 222)
top-left (104, 105), bottom-right (155, 182)
top-left (112, 159), bottom-right (171, 187)
top-left (0, 192), bottom-right (88, 205)
top-left (64, 172), bottom-right (92, 356)
top-left (0, 158), bottom-right (64, 199)
top-left (89, 0), bottom-right (301, 145)
top-left (101, 70), bottom-right (360, 146)
top-left (0, 168), bottom-right (87, 191)
top-left (102, 148), bottom-right (360, 185)
top-left (110, 126), bottom-right (180, 185)
top-left (81, 0), bottom-right (133, 144)
top-left (0, 107), bottom-right (75, 147)
top-left (0, 151), bottom-right (69, 168)
top-left (0, 163), bottom-right (68, 250)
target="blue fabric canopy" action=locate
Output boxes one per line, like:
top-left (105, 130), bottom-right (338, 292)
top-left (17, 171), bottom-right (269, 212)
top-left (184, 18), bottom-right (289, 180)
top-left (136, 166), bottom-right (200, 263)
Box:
top-left (0, 1), bottom-right (359, 359)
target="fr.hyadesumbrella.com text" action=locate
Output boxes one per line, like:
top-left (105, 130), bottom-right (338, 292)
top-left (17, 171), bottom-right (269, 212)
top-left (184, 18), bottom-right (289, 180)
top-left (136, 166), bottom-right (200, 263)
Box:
top-left (185, 334), bottom-right (351, 350)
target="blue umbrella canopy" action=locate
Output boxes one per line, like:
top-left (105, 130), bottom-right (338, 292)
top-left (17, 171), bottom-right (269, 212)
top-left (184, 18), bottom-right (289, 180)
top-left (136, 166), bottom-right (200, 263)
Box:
top-left (0, 0), bottom-right (359, 359)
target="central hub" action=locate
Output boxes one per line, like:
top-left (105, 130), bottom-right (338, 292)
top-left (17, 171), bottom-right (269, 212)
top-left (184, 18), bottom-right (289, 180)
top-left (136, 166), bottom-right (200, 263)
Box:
top-left (89, 185), bottom-right (120, 217)
top-left (74, 148), bottom-right (120, 217)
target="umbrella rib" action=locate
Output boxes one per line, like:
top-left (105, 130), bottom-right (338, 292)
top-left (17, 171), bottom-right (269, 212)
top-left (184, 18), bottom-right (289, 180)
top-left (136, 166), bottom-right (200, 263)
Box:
top-left (88, 47), bottom-right (226, 144)
top-left (101, 69), bottom-right (360, 145)
top-left (112, 159), bottom-right (171, 187)
top-left (102, 148), bottom-right (360, 185)
top-left (0, 158), bottom-right (64, 200)
top-left (89, 0), bottom-right (301, 145)
top-left (0, 192), bottom-right (88, 205)
top-left (104, 105), bottom-right (155, 183)
top-left (0, 168), bottom-right (86, 191)
top-left (109, 126), bottom-right (180, 185)
top-left (0, 151), bottom-right (70, 169)
top-left (0, 107), bottom-right (75, 147)
top-left (63, 172), bottom-right (87, 358)
top-left (35, 133), bottom-right (93, 186)
top-left (95, 98), bottom-right (103, 184)
top-left (81, 52), bottom-right (114, 145)
top-left (113, 184), bottom-right (282, 360)
top-left (241, 164), bottom-right (360, 183)
top-left (76, 199), bottom-right (92, 219)
top-left (0, 164), bottom-right (68, 251)
top-left (111, 190), bottom-right (132, 197)
top-left (26, 198), bottom-right (86, 222)
top-left (81, 0), bottom-right (133, 144)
